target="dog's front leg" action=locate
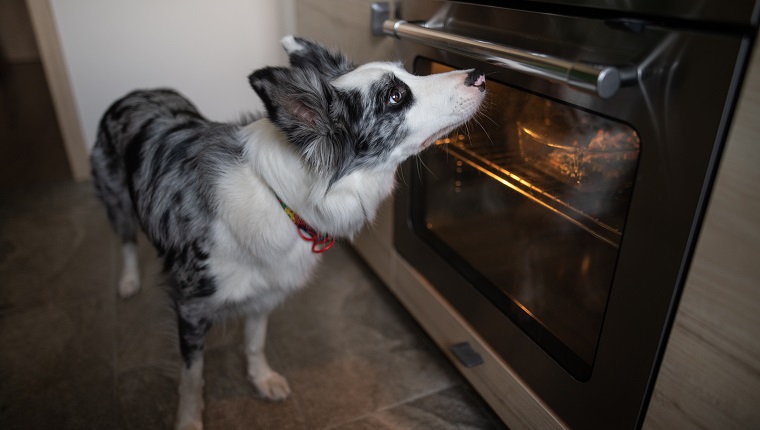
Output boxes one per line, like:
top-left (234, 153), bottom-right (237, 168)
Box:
top-left (118, 241), bottom-right (141, 297)
top-left (244, 313), bottom-right (291, 401)
top-left (175, 310), bottom-right (211, 430)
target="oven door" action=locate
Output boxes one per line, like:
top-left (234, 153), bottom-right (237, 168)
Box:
top-left (392, 3), bottom-right (750, 429)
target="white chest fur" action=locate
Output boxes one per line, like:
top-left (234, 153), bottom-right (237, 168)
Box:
top-left (206, 120), bottom-right (399, 312)
top-left (208, 162), bottom-right (321, 312)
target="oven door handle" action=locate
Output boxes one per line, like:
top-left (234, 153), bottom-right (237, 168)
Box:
top-left (383, 19), bottom-right (622, 99)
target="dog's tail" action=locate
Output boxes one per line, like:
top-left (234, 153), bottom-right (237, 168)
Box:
top-left (90, 98), bottom-right (139, 246)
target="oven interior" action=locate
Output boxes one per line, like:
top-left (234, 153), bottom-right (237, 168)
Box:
top-left (408, 60), bottom-right (641, 380)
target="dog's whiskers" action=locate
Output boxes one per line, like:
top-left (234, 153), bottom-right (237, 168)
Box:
top-left (417, 153), bottom-right (438, 180)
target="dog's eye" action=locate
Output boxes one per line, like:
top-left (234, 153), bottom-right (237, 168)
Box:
top-left (388, 88), bottom-right (406, 106)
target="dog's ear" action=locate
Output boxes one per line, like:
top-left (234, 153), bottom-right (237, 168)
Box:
top-left (280, 36), bottom-right (355, 80)
top-left (249, 66), bottom-right (351, 172)
top-left (249, 66), bottom-right (328, 129)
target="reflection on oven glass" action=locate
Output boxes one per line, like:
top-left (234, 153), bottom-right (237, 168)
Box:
top-left (518, 106), bottom-right (639, 193)
top-left (416, 61), bottom-right (640, 370)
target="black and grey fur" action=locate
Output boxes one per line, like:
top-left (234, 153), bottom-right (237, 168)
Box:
top-left (91, 36), bottom-right (485, 430)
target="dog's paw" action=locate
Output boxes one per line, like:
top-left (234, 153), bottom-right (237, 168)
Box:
top-left (250, 371), bottom-right (291, 401)
top-left (118, 273), bottom-right (141, 298)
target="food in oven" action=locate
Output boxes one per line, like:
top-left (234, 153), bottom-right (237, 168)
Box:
top-left (518, 117), bottom-right (640, 192)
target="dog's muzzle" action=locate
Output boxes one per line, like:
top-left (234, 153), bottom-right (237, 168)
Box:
top-left (465, 69), bottom-right (486, 92)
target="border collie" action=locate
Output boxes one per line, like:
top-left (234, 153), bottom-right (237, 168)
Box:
top-left (91, 36), bottom-right (485, 430)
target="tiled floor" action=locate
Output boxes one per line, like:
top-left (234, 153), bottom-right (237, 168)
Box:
top-left (0, 181), bottom-right (507, 429)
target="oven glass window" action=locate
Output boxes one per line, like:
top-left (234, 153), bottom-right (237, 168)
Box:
top-left (410, 60), bottom-right (640, 377)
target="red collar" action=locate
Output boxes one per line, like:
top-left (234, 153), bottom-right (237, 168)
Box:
top-left (275, 195), bottom-right (335, 253)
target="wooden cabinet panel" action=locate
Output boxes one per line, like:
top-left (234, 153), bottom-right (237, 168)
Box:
top-left (644, 43), bottom-right (760, 430)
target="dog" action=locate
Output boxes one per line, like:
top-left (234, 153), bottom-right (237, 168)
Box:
top-left (91, 36), bottom-right (485, 429)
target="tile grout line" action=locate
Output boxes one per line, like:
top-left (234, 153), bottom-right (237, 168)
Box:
top-left (320, 381), bottom-right (460, 429)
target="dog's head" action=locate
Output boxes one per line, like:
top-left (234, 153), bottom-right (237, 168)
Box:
top-left (249, 36), bottom-right (485, 179)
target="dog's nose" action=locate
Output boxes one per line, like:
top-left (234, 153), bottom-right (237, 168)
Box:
top-left (465, 69), bottom-right (486, 92)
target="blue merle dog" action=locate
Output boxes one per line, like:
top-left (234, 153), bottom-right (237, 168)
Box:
top-left (91, 36), bottom-right (485, 430)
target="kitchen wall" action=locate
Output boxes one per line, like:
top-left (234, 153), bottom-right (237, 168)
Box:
top-left (293, 0), bottom-right (397, 65)
top-left (46, 0), bottom-right (294, 150)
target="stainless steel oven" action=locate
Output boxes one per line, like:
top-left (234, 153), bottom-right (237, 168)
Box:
top-left (389, 0), bottom-right (758, 428)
